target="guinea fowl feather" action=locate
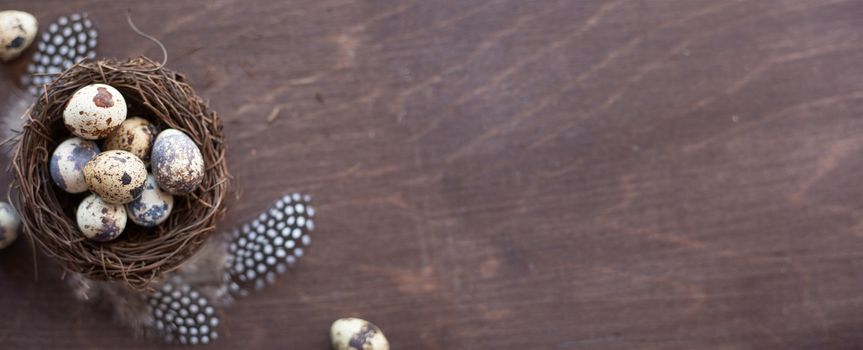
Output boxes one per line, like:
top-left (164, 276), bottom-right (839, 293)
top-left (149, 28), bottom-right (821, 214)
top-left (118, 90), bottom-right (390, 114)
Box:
top-left (65, 193), bottom-right (315, 345)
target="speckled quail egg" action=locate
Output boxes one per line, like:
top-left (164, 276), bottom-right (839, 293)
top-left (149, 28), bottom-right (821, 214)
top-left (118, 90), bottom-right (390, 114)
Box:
top-left (151, 129), bottom-right (204, 194)
top-left (0, 201), bottom-right (20, 249)
top-left (83, 150), bottom-right (147, 204)
top-left (76, 194), bottom-right (126, 241)
top-left (103, 117), bottom-right (158, 163)
top-left (0, 10), bottom-right (37, 62)
top-left (126, 174), bottom-right (173, 227)
top-left (331, 318), bottom-right (390, 350)
top-left (63, 84), bottom-right (127, 140)
top-left (49, 137), bottom-right (100, 193)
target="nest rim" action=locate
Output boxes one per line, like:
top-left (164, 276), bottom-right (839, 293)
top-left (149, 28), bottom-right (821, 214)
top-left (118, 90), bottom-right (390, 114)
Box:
top-left (9, 57), bottom-right (230, 290)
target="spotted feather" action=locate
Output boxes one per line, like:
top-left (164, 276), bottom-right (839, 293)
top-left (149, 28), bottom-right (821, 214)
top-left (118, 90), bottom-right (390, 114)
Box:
top-left (21, 13), bottom-right (97, 96)
top-left (224, 193), bottom-right (315, 296)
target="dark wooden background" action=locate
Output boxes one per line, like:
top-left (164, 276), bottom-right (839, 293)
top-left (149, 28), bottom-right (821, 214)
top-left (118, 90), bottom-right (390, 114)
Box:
top-left (2, 0), bottom-right (863, 349)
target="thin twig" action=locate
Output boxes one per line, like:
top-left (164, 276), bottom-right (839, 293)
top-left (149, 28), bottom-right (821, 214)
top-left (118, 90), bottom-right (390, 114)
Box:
top-left (125, 10), bottom-right (168, 72)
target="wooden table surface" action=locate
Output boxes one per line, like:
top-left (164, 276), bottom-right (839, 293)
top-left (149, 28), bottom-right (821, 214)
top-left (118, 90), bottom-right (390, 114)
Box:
top-left (2, 0), bottom-right (863, 349)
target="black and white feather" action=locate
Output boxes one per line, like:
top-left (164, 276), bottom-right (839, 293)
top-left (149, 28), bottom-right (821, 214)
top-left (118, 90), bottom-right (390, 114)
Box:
top-left (65, 193), bottom-right (316, 346)
top-left (224, 193), bottom-right (315, 297)
top-left (21, 13), bottom-right (97, 96)
top-left (148, 278), bottom-right (220, 346)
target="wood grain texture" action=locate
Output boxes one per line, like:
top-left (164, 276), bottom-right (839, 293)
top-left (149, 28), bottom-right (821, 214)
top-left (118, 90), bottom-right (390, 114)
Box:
top-left (2, 0), bottom-right (863, 348)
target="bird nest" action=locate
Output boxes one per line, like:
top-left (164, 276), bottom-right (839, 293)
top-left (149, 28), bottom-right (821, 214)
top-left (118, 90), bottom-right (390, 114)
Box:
top-left (8, 57), bottom-right (230, 290)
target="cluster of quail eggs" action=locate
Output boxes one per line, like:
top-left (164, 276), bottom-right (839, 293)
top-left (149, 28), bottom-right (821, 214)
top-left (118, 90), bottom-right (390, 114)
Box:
top-left (50, 83), bottom-right (205, 242)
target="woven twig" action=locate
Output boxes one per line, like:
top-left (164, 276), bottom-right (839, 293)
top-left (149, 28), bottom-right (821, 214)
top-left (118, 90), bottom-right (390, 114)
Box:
top-left (9, 57), bottom-right (230, 291)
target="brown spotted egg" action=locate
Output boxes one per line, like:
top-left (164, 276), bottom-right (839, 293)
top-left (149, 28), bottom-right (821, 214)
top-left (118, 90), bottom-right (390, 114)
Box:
top-left (0, 201), bottom-right (20, 249)
top-left (331, 318), bottom-right (390, 350)
top-left (152, 129), bottom-right (204, 194)
top-left (0, 10), bottom-right (37, 62)
top-left (126, 174), bottom-right (173, 227)
top-left (76, 194), bottom-right (126, 241)
top-left (83, 150), bottom-right (147, 204)
top-left (103, 117), bottom-right (158, 163)
top-left (63, 84), bottom-right (127, 140)
top-left (50, 137), bottom-right (100, 193)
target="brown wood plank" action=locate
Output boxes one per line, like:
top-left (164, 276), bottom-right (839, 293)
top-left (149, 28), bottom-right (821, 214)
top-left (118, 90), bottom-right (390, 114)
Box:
top-left (2, 0), bottom-right (863, 348)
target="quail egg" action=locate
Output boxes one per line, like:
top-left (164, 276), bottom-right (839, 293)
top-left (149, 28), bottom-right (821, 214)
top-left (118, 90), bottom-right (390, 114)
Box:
top-left (0, 10), bottom-right (37, 62)
top-left (63, 83), bottom-right (127, 140)
top-left (49, 137), bottom-right (100, 193)
top-left (83, 150), bottom-right (147, 204)
top-left (76, 194), bottom-right (126, 241)
top-left (331, 318), bottom-right (390, 350)
top-left (151, 129), bottom-right (204, 194)
top-left (0, 201), bottom-right (20, 249)
top-left (126, 174), bottom-right (173, 227)
top-left (103, 117), bottom-right (158, 163)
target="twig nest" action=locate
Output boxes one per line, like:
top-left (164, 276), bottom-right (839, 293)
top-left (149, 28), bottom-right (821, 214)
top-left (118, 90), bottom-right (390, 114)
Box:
top-left (0, 202), bottom-right (20, 249)
top-left (11, 57), bottom-right (229, 289)
top-left (83, 150), bottom-right (147, 204)
top-left (63, 83), bottom-right (127, 140)
top-left (126, 174), bottom-right (173, 227)
top-left (76, 194), bottom-right (126, 241)
top-left (331, 318), bottom-right (390, 350)
top-left (103, 117), bottom-right (158, 163)
top-left (0, 10), bottom-right (37, 62)
top-left (151, 129), bottom-right (204, 194)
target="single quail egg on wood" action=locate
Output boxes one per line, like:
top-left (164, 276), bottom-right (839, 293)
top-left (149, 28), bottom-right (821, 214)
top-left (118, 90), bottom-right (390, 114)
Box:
top-left (151, 129), bottom-right (204, 195)
top-left (49, 137), bottom-right (100, 193)
top-left (83, 150), bottom-right (147, 204)
top-left (103, 117), bottom-right (158, 163)
top-left (63, 84), bottom-right (127, 140)
top-left (76, 194), bottom-right (126, 241)
top-left (0, 201), bottom-right (20, 249)
top-left (126, 174), bottom-right (173, 227)
top-left (331, 318), bottom-right (390, 350)
top-left (0, 10), bottom-right (37, 62)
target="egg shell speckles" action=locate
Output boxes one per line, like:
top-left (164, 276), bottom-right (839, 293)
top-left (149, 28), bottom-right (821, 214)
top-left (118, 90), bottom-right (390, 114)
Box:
top-left (84, 150), bottom-right (147, 204)
top-left (331, 318), bottom-right (390, 350)
top-left (76, 194), bottom-right (126, 241)
top-left (63, 84), bottom-right (127, 140)
top-left (103, 117), bottom-right (158, 163)
top-left (0, 11), bottom-right (37, 62)
top-left (0, 201), bottom-right (20, 249)
top-left (126, 174), bottom-right (174, 227)
top-left (151, 129), bottom-right (204, 195)
top-left (49, 137), bottom-right (100, 193)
